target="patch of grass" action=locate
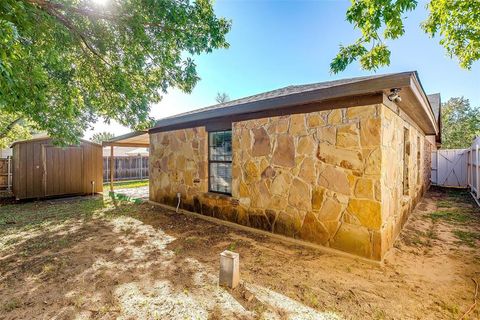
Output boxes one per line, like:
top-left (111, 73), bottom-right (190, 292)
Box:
top-left (437, 300), bottom-right (460, 316)
top-left (103, 179), bottom-right (148, 189)
top-left (452, 230), bottom-right (480, 247)
top-left (2, 299), bottom-right (21, 312)
top-left (427, 209), bottom-right (474, 224)
top-left (437, 199), bottom-right (454, 208)
top-left (373, 308), bottom-right (387, 320)
top-left (0, 197), bottom-right (105, 232)
top-left (302, 288), bottom-right (321, 309)
top-left (227, 241), bottom-right (237, 251)
top-left (402, 225), bottom-right (440, 249)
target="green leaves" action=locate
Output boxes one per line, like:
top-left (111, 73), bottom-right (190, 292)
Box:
top-left (422, 0), bottom-right (480, 69)
top-left (332, 0), bottom-right (417, 73)
top-left (330, 43), bottom-right (367, 73)
top-left (90, 131), bottom-right (115, 144)
top-left (333, 0), bottom-right (479, 73)
top-left (441, 97), bottom-right (480, 149)
top-left (0, 0), bottom-right (231, 145)
top-left (0, 114), bottom-right (33, 149)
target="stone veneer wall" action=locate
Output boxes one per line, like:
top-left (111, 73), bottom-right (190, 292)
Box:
top-left (378, 106), bottom-right (430, 257)
top-left (231, 105), bottom-right (383, 259)
top-left (149, 102), bottom-right (431, 260)
top-left (150, 127), bottom-right (209, 208)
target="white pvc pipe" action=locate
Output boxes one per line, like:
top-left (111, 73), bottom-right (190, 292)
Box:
top-left (176, 192), bottom-right (181, 212)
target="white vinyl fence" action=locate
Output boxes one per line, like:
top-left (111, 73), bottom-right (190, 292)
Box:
top-left (467, 137), bottom-right (480, 201)
top-left (431, 136), bottom-right (480, 204)
top-left (431, 149), bottom-right (468, 187)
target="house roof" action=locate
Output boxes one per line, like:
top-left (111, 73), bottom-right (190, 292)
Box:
top-left (427, 93), bottom-right (441, 123)
top-left (427, 93), bottom-right (442, 143)
top-left (151, 71), bottom-right (439, 135)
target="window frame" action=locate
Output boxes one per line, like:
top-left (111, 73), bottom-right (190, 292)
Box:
top-left (208, 129), bottom-right (233, 195)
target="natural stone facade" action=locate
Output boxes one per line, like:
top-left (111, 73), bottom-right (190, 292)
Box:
top-left (149, 102), bottom-right (431, 260)
top-left (378, 107), bottom-right (432, 257)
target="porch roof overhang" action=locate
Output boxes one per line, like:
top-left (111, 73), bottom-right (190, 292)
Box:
top-left (102, 131), bottom-right (149, 147)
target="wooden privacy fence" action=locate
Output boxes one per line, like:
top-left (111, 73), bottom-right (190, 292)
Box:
top-left (104, 156), bottom-right (148, 182)
top-left (0, 157), bottom-right (12, 191)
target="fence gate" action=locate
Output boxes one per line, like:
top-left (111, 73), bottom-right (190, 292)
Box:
top-left (0, 157), bottom-right (12, 191)
top-left (431, 149), bottom-right (468, 187)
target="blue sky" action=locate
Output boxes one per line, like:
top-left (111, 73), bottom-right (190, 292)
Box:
top-left (86, 0), bottom-right (480, 138)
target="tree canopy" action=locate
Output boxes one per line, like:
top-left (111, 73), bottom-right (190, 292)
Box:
top-left (90, 131), bottom-right (115, 144)
top-left (0, 0), bottom-right (230, 145)
top-left (0, 113), bottom-right (33, 149)
top-left (441, 97), bottom-right (480, 149)
top-left (331, 0), bottom-right (480, 73)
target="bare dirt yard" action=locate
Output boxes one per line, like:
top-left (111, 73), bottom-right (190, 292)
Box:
top-left (0, 187), bottom-right (479, 319)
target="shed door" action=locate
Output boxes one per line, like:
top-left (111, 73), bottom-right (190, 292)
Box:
top-left (44, 146), bottom-right (83, 196)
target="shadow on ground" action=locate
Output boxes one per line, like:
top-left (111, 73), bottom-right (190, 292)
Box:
top-left (0, 188), bottom-right (479, 319)
top-left (0, 197), bottom-right (340, 319)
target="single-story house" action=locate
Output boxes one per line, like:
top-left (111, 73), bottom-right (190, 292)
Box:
top-left (113, 71), bottom-right (441, 260)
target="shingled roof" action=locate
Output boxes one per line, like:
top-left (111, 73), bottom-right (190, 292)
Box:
top-left (427, 93), bottom-right (442, 143)
top-left (157, 74), bottom-right (387, 122)
top-left (427, 93), bottom-right (441, 123)
top-left (152, 71), bottom-right (439, 135)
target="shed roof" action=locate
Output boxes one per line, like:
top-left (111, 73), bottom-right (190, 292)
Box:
top-left (11, 135), bottom-right (101, 148)
top-left (151, 71), bottom-right (439, 135)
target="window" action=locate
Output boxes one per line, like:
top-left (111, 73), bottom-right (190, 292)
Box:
top-left (403, 128), bottom-right (410, 195)
top-left (209, 130), bottom-right (232, 194)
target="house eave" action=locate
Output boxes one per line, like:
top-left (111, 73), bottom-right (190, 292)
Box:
top-left (150, 71), bottom-right (438, 135)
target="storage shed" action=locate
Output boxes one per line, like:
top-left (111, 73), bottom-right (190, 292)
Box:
top-left (11, 137), bottom-right (103, 200)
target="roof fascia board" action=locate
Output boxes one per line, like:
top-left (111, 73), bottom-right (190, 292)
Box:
top-left (103, 142), bottom-right (150, 147)
top-left (409, 75), bottom-right (439, 134)
top-left (103, 131), bottom-right (148, 144)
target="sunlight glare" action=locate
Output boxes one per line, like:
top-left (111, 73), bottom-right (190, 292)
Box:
top-left (92, 0), bottom-right (108, 6)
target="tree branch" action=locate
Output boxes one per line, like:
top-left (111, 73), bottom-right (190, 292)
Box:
top-left (0, 117), bottom-right (23, 140)
top-left (25, 0), bottom-right (122, 20)
top-left (25, 0), bottom-right (113, 67)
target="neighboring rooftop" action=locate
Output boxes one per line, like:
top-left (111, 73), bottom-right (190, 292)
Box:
top-left (427, 93), bottom-right (441, 123)
top-left (427, 93), bottom-right (442, 143)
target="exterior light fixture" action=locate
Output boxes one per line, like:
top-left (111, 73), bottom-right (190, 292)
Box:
top-left (388, 88), bottom-right (402, 103)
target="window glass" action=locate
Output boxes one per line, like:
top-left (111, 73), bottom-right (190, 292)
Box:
top-left (209, 130), bottom-right (232, 194)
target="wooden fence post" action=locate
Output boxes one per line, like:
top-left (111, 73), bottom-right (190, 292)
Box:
top-left (110, 146), bottom-right (114, 192)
